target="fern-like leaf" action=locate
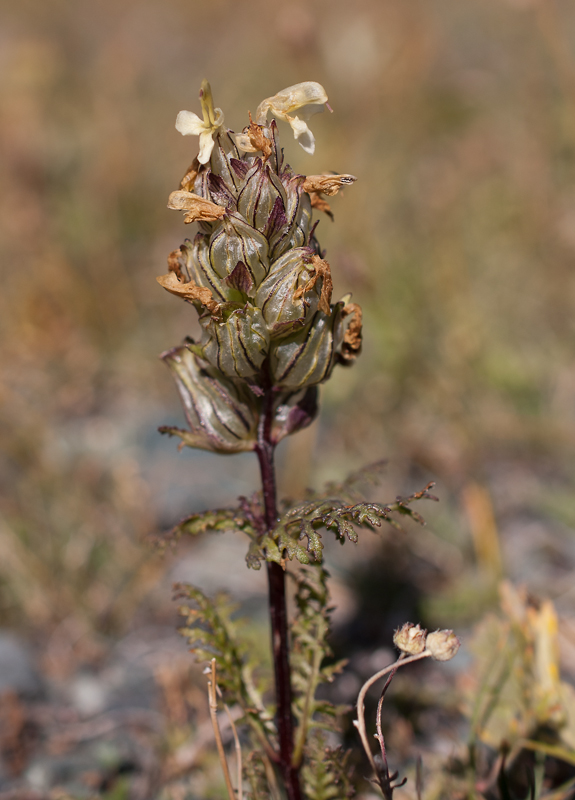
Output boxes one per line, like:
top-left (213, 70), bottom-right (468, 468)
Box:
top-left (254, 481), bottom-right (437, 565)
top-left (291, 566), bottom-right (347, 771)
top-left (175, 583), bottom-right (275, 753)
top-left (302, 736), bottom-right (356, 800)
top-left (170, 506), bottom-right (256, 540)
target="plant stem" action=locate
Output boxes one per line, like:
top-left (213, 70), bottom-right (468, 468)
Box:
top-left (354, 650), bottom-right (431, 782)
top-left (255, 389), bottom-right (302, 800)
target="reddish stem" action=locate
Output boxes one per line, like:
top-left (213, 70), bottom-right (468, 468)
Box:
top-left (255, 389), bottom-right (302, 800)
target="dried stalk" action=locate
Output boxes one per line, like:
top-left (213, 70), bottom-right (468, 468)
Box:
top-left (354, 650), bottom-right (431, 782)
top-left (208, 659), bottom-right (237, 800)
top-left (220, 691), bottom-right (243, 800)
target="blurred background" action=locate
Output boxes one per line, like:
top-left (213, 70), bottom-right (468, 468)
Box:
top-left (3, 0), bottom-right (575, 797)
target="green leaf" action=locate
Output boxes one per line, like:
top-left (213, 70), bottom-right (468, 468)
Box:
top-left (302, 737), bottom-right (355, 800)
top-left (290, 566), bottom-right (348, 772)
top-left (265, 478), bottom-right (437, 564)
top-left (175, 583), bottom-right (275, 753)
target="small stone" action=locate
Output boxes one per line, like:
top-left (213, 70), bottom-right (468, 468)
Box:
top-left (0, 633), bottom-right (43, 698)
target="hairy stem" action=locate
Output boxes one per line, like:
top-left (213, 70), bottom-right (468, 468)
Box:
top-left (255, 388), bottom-right (302, 800)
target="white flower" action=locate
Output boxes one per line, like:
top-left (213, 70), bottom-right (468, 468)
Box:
top-left (175, 80), bottom-right (224, 165)
top-left (255, 82), bottom-right (330, 155)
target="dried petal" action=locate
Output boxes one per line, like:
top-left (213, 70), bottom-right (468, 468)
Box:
top-left (167, 190), bottom-right (226, 222)
top-left (308, 192), bottom-right (333, 219)
top-left (293, 254), bottom-right (333, 316)
top-left (240, 113), bottom-right (273, 160)
top-left (180, 159), bottom-right (200, 192)
top-left (235, 133), bottom-right (258, 154)
top-left (156, 272), bottom-right (220, 315)
top-left (303, 174), bottom-right (357, 220)
top-left (339, 302), bottom-right (362, 361)
top-left (167, 248), bottom-right (186, 281)
top-left (303, 174), bottom-right (357, 197)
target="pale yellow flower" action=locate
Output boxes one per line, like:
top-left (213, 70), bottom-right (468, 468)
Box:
top-left (255, 82), bottom-right (330, 155)
top-left (175, 80), bottom-right (224, 165)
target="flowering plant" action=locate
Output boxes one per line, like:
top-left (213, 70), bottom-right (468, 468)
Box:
top-left (158, 81), bottom-right (455, 800)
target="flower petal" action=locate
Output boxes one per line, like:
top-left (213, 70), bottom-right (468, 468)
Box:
top-left (256, 81), bottom-right (328, 123)
top-left (234, 132), bottom-right (259, 153)
top-left (198, 129), bottom-right (215, 164)
top-left (175, 110), bottom-right (205, 136)
top-left (289, 116), bottom-right (315, 154)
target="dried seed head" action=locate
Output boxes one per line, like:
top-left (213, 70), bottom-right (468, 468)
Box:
top-left (393, 623), bottom-right (428, 655)
top-left (426, 629), bottom-right (460, 662)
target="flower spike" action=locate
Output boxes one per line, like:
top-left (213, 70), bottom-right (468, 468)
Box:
top-left (162, 79), bottom-right (358, 450)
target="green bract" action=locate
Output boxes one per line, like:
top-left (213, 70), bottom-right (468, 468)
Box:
top-left (159, 346), bottom-right (258, 453)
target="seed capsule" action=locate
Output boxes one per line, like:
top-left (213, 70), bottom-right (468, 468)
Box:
top-left (426, 630), bottom-right (460, 662)
top-left (393, 623), bottom-right (428, 655)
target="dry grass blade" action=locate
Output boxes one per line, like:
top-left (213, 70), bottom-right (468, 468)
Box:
top-left (207, 659), bottom-right (237, 800)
